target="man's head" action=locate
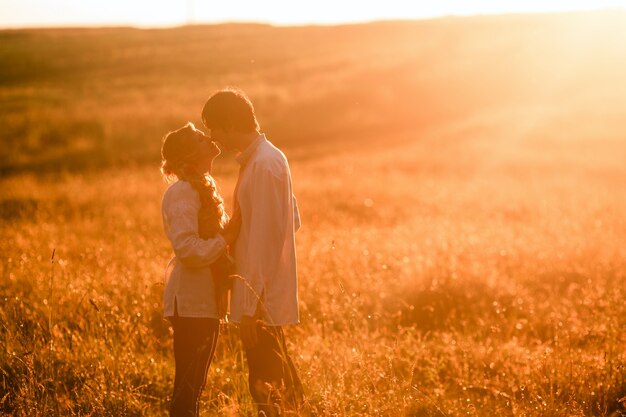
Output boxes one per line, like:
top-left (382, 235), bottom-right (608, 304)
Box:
top-left (201, 88), bottom-right (260, 151)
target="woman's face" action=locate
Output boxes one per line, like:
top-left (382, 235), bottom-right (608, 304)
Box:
top-left (194, 130), bottom-right (221, 174)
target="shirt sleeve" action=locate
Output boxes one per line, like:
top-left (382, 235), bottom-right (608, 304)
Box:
top-left (164, 201), bottom-right (226, 268)
top-left (293, 194), bottom-right (301, 233)
top-left (241, 167), bottom-right (291, 317)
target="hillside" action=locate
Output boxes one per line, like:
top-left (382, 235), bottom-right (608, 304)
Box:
top-left (1, 10), bottom-right (626, 174)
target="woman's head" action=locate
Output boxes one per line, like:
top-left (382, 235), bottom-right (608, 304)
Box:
top-left (161, 122), bottom-right (226, 233)
top-left (161, 122), bottom-right (220, 180)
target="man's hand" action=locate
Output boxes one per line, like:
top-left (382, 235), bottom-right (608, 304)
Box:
top-left (240, 314), bottom-right (258, 350)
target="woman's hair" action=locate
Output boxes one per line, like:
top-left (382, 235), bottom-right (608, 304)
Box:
top-left (201, 88), bottom-right (259, 133)
top-left (161, 122), bottom-right (226, 235)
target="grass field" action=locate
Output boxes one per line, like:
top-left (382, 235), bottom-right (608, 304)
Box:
top-left (1, 10), bottom-right (626, 416)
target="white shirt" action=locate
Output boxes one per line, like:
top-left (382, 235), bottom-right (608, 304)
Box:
top-left (230, 134), bottom-right (301, 325)
top-left (161, 180), bottom-right (227, 318)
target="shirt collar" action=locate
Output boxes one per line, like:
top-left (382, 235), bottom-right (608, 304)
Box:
top-left (236, 133), bottom-right (265, 167)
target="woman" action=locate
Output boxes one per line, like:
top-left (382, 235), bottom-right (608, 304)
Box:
top-left (160, 122), bottom-right (238, 417)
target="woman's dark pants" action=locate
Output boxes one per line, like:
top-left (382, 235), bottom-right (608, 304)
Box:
top-left (169, 316), bottom-right (220, 417)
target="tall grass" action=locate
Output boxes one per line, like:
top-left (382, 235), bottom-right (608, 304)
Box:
top-left (2, 104), bottom-right (625, 415)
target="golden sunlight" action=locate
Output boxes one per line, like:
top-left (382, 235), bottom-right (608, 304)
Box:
top-left (2, 2), bottom-right (626, 416)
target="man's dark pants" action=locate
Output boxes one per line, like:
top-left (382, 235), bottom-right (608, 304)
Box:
top-left (245, 323), bottom-right (304, 416)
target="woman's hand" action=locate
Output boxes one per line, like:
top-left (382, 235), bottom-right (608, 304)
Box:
top-left (221, 209), bottom-right (242, 245)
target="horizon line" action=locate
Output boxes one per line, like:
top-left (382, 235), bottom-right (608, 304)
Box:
top-left (0, 7), bottom-right (624, 31)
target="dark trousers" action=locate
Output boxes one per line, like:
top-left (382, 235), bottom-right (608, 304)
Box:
top-left (169, 316), bottom-right (220, 417)
top-left (245, 323), bottom-right (304, 416)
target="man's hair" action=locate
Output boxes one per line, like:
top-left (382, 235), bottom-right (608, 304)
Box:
top-left (201, 88), bottom-right (259, 133)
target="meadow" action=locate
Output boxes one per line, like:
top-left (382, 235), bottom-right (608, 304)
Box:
top-left (1, 10), bottom-right (626, 416)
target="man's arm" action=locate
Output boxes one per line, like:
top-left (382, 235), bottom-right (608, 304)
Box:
top-left (239, 165), bottom-right (290, 349)
top-left (240, 166), bottom-right (289, 318)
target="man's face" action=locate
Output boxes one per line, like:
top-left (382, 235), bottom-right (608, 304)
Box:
top-left (207, 127), bottom-right (236, 152)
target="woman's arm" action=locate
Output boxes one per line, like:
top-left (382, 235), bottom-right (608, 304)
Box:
top-left (164, 202), bottom-right (227, 268)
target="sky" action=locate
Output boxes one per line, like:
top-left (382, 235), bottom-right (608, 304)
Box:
top-left (1, 0), bottom-right (626, 28)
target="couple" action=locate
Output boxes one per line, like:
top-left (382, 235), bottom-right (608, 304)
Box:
top-left (160, 88), bottom-right (304, 416)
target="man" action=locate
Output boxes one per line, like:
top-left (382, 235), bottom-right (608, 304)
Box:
top-left (202, 88), bottom-right (304, 416)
